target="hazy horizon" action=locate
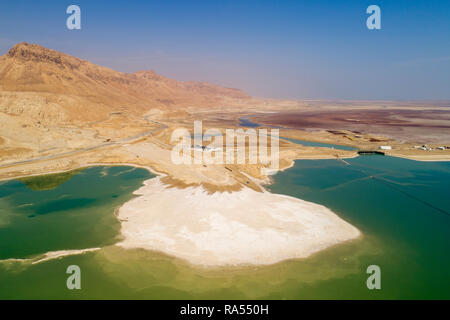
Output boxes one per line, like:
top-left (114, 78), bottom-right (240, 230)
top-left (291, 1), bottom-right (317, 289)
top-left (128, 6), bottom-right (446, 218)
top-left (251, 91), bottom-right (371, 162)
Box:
top-left (1, 0), bottom-right (449, 100)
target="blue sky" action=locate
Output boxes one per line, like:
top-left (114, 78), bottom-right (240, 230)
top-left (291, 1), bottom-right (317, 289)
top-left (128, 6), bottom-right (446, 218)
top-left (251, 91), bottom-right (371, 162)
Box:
top-left (1, 0), bottom-right (449, 100)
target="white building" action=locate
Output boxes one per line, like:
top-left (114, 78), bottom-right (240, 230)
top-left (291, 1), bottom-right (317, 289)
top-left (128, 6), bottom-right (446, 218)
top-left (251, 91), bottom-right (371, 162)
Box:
top-left (379, 146), bottom-right (392, 150)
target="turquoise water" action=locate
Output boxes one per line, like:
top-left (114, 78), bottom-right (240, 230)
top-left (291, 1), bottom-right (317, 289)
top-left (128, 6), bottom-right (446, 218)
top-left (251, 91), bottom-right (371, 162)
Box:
top-left (0, 159), bottom-right (449, 299)
top-left (0, 166), bottom-right (153, 260)
top-left (239, 116), bottom-right (261, 128)
top-left (282, 137), bottom-right (356, 151)
top-left (268, 156), bottom-right (450, 298)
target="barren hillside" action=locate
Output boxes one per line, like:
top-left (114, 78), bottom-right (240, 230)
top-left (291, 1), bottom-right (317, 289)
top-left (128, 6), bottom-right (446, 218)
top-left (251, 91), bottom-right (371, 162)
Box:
top-left (0, 42), bottom-right (250, 122)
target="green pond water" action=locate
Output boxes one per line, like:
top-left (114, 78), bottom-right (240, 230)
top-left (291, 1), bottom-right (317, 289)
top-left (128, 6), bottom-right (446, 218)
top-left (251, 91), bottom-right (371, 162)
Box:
top-left (0, 158), bottom-right (449, 299)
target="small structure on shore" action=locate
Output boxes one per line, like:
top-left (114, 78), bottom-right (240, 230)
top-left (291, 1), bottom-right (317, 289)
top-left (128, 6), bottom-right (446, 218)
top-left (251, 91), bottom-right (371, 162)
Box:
top-left (418, 144), bottom-right (433, 151)
top-left (379, 145), bottom-right (392, 150)
top-left (358, 150), bottom-right (385, 155)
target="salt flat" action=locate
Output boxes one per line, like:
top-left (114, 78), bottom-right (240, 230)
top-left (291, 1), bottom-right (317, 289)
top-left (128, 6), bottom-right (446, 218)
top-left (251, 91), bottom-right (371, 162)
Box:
top-left (117, 176), bottom-right (361, 266)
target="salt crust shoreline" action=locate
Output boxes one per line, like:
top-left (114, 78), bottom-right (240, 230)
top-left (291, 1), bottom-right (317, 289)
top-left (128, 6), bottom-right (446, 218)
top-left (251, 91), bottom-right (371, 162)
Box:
top-left (2, 163), bottom-right (360, 267)
top-left (116, 176), bottom-right (361, 266)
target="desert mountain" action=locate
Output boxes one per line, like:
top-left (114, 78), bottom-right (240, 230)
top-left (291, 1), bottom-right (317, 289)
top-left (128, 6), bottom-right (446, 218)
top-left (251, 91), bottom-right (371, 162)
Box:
top-left (0, 42), bottom-right (250, 122)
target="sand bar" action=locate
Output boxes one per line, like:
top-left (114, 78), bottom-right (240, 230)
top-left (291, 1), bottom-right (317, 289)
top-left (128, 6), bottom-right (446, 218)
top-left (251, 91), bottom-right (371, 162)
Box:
top-left (0, 248), bottom-right (100, 265)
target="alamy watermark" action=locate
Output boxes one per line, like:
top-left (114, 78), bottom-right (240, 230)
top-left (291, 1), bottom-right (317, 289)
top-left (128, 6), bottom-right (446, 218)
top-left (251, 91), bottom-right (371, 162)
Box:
top-left (366, 265), bottom-right (381, 290)
top-left (170, 121), bottom-right (279, 174)
top-left (366, 5), bottom-right (381, 30)
top-left (66, 5), bottom-right (81, 30)
top-left (66, 265), bottom-right (81, 290)
top-left (65, 5), bottom-right (380, 31)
